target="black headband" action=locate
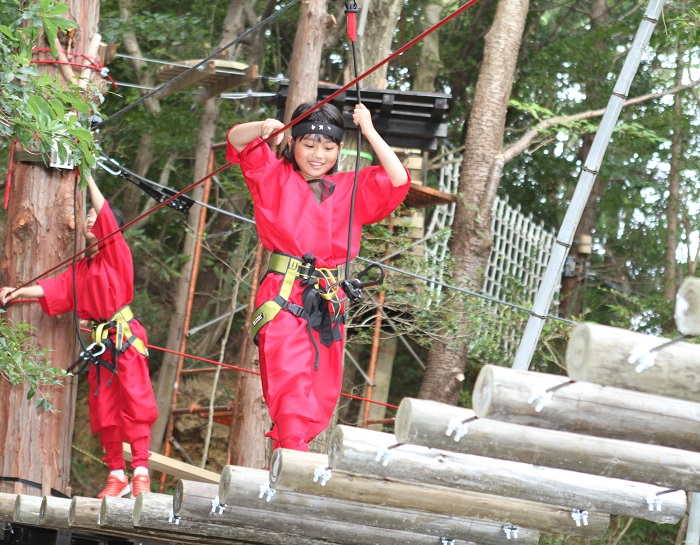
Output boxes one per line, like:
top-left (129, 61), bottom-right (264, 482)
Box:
top-left (291, 122), bottom-right (344, 141)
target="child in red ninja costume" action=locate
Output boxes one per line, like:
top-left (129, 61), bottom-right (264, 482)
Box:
top-left (0, 176), bottom-right (158, 499)
top-left (226, 101), bottom-right (410, 452)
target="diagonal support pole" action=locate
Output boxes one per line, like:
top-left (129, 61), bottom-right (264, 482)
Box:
top-left (512, 0), bottom-right (669, 372)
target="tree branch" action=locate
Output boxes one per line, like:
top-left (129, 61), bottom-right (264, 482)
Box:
top-left (502, 78), bottom-right (700, 163)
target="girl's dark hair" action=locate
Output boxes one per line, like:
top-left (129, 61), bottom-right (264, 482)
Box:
top-left (282, 102), bottom-right (344, 175)
top-left (111, 207), bottom-right (126, 229)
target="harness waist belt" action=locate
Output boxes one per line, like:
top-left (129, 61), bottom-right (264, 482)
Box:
top-left (267, 252), bottom-right (339, 279)
top-left (90, 304), bottom-right (149, 357)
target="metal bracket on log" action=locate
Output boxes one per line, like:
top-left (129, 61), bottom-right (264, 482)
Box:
top-left (503, 525), bottom-right (520, 539)
top-left (167, 508), bottom-right (181, 525)
top-left (313, 466), bottom-right (332, 486)
top-left (211, 496), bottom-right (226, 515)
top-left (259, 482), bottom-right (276, 502)
top-left (571, 509), bottom-right (589, 526)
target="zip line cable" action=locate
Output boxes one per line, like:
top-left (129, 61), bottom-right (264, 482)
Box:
top-left (94, 0), bottom-right (300, 129)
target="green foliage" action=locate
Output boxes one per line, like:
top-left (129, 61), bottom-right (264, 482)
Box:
top-left (0, 314), bottom-right (65, 411)
top-left (0, 0), bottom-right (101, 185)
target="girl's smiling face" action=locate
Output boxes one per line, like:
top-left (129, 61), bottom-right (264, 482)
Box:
top-left (85, 208), bottom-right (98, 246)
top-left (291, 134), bottom-right (341, 181)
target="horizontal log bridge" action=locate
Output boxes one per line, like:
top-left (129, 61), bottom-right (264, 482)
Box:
top-left (211, 468), bottom-right (526, 545)
top-left (13, 494), bottom-right (43, 525)
top-left (566, 322), bottom-right (700, 403)
top-left (268, 448), bottom-right (609, 538)
top-left (675, 277), bottom-right (700, 335)
top-left (395, 397), bottom-right (700, 492)
top-left (173, 480), bottom-right (476, 545)
top-left (40, 496), bottom-right (72, 528)
top-left (101, 494), bottom-right (223, 545)
top-left (0, 493), bottom-right (15, 522)
top-left (472, 364), bottom-right (700, 452)
top-left (329, 425), bottom-right (685, 524)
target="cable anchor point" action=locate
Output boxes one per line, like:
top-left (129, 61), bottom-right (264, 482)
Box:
top-left (528, 387), bottom-right (553, 412)
top-left (259, 482), bottom-right (276, 502)
top-left (313, 466), bottom-right (332, 486)
top-left (503, 525), bottom-right (520, 539)
top-left (627, 346), bottom-right (658, 373)
top-left (571, 509), bottom-right (589, 526)
top-left (211, 495), bottom-right (227, 515)
top-left (167, 508), bottom-right (181, 525)
top-left (446, 418), bottom-right (469, 442)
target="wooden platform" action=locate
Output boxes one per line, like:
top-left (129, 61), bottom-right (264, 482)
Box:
top-left (156, 58), bottom-right (258, 102)
top-left (277, 82), bottom-right (452, 151)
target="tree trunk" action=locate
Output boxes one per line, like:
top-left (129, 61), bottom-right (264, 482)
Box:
top-left (420, 0), bottom-right (529, 404)
top-left (559, 0), bottom-right (610, 318)
top-left (663, 41), bottom-right (684, 302)
top-left (0, 0), bottom-right (100, 497)
top-left (413, 1), bottom-right (444, 92)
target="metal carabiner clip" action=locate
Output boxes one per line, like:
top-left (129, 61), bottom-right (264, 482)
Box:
top-left (81, 342), bottom-right (106, 359)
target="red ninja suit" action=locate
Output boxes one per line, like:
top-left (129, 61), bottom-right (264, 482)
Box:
top-left (37, 201), bottom-right (158, 470)
top-left (226, 133), bottom-right (410, 450)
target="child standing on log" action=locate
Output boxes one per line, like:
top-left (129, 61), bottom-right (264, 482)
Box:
top-left (0, 176), bottom-right (158, 499)
top-left (226, 101), bottom-right (410, 452)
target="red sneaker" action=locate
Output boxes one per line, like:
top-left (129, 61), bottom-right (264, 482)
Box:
top-left (130, 474), bottom-right (151, 499)
top-left (97, 475), bottom-right (130, 499)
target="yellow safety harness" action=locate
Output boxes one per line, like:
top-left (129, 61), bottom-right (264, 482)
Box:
top-left (68, 305), bottom-right (148, 393)
top-left (251, 252), bottom-right (345, 370)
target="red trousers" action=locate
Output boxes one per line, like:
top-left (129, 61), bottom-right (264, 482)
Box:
top-left (88, 331), bottom-right (158, 470)
top-left (257, 277), bottom-right (344, 451)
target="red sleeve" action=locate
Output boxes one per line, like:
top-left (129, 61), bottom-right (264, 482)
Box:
top-left (92, 201), bottom-right (134, 292)
top-left (37, 267), bottom-right (75, 316)
top-left (225, 129), bottom-right (282, 203)
top-left (355, 166), bottom-right (411, 225)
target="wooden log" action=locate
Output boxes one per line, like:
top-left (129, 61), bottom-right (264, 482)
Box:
top-left (269, 448), bottom-right (609, 538)
top-left (329, 424), bottom-right (686, 524)
top-left (213, 470), bottom-right (522, 545)
top-left (0, 492), bottom-right (16, 522)
top-left (40, 496), bottom-right (72, 529)
top-left (675, 277), bottom-right (700, 335)
top-left (566, 322), bottom-right (700, 403)
top-left (172, 480), bottom-right (479, 545)
top-left (473, 363), bottom-right (700, 452)
top-left (395, 397), bottom-right (700, 492)
top-left (68, 496), bottom-right (103, 529)
top-left (134, 494), bottom-right (342, 545)
top-left (13, 494), bottom-right (43, 525)
top-left (100, 495), bottom-right (200, 545)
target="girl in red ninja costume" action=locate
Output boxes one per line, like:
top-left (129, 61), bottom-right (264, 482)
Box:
top-left (0, 176), bottom-right (158, 499)
top-left (226, 101), bottom-right (410, 452)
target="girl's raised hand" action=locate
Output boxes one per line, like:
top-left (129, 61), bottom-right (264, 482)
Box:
top-left (352, 103), bottom-right (375, 134)
top-left (261, 118), bottom-right (285, 146)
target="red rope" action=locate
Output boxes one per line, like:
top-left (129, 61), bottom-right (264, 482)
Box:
top-left (31, 48), bottom-right (118, 88)
top-left (11, 162), bottom-right (232, 293)
top-left (254, 0), bottom-right (482, 151)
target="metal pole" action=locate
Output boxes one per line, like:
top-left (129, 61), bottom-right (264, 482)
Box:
top-left (688, 493), bottom-right (700, 545)
top-left (512, 0), bottom-right (668, 371)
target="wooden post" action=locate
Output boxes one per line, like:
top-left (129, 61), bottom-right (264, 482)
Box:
top-left (214, 468), bottom-right (533, 545)
top-left (269, 448), bottom-right (609, 537)
top-left (13, 494), bottom-right (43, 525)
top-left (566, 322), bottom-right (700, 402)
top-left (40, 496), bottom-right (72, 529)
top-left (675, 277), bottom-right (700, 335)
top-left (472, 364), bottom-right (700, 451)
top-left (395, 398), bottom-right (700, 491)
top-left (330, 424), bottom-right (686, 524)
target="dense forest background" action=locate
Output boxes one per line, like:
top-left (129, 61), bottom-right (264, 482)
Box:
top-left (1, 0), bottom-right (699, 543)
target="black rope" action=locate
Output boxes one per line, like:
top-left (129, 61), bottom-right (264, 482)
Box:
top-left (0, 477), bottom-right (69, 498)
top-left (95, 0), bottom-right (301, 128)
